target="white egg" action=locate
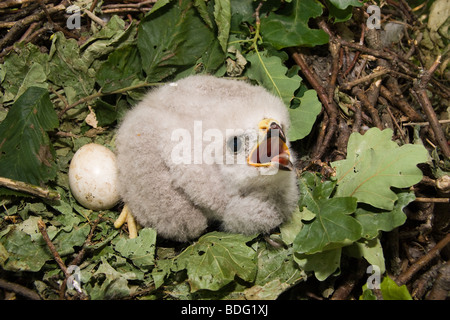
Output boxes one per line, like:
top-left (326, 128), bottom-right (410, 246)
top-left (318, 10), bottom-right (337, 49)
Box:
top-left (68, 143), bottom-right (120, 210)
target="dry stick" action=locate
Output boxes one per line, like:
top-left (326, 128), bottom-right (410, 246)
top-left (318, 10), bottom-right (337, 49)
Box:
top-left (0, 176), bottom-right (60, 200)
top-left (396, 233), bottom-right (450, 286)
top-left (37, 219), bottom-right (70, 279)
top-left (380, 84), bottom-right (423, 122)
top-left (69, 214), bottom-right (103, 266)
top-left (0, 278), bottom-right (41, 300)
top-left (403, 119), bottom-right (450, 127)
top-left (340, 68), bottom-right (389, 90)
top-left (291, 50), bottom-right (337, 160)
top-left (426, 261), bottom-right (450, 300)
top-left (413, 56), bottom-right (450, 159)
top-left (0, 2), bottom-right (67, 50)
top-left (414, 197), bottom-right (450, 203)
top-left (58, 82), bottom-right (161, 118)
top-left (353, 87), bottom-right (383, 130)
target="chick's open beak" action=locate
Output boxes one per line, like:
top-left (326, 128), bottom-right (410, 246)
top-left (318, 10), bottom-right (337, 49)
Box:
top-left (247, 119), bottom-right (294, 171)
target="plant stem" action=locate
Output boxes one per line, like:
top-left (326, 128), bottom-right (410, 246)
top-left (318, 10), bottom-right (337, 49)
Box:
top-left (57, 82), bottom-right (164, 119)
top-left (0, 176), bottom-right (60, 200)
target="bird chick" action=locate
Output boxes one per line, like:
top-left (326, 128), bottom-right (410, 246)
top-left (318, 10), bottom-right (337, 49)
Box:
top-left (116, 75), bottom-right (299, 242)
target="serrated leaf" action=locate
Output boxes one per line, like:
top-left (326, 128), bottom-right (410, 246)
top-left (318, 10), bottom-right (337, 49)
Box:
top-left (0, 227), bottom-right (51, 272)
top-left (0, 87), bottom-right (59, 186)
top-left (96, 44), bottom-right (144, 93)
top-left (80, 16), bottom-right (136, 68)
top-left (0, 43), bottom-right (48, 104)
top-left (332, 128), bottom-right (429, 210)
top-left (255, 243), bottom-right (305, 287)
top-left (114, 228), bottom-right (157, 271)
top-left (137, 0), bottom-right (215, 81)
top-left (48, 33), bottom-right (96, 104)
top-left (260, 0), bottom-right (329, 49)
top-left (214, 0), bottom-right (231, 52)
top-left (175, 232), bottom-right (257, 292)
top-left (246, 50), bottom-right (302, 106)
top-left (288, 89), bottom-right (322, 141)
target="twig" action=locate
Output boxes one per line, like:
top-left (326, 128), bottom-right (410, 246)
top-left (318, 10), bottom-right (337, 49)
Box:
top-left (414, 197), bottom-right (450, 203)
top-left (331, 259), bottom-right (367, 300)
top-left (413, 56), bottom-right (450, 158)
top-left (58, 82), bottom-right (162, 118)
top-left (341, 68), bottom-right (389, 90)
top-left (37, 219), bottom-right (70, 279)
top-left (352, 87), bottom-right (383, 129)
top-left (396, 233), bottom-right (450, 286)
top-left (290, 47), bottom-right (338, 160)
top-left (0, 176), bottom-right (60, 200)
top-left (380, 82), bottom-right (424, 122)
top-left (0, 2), bottom-right (67, 50)
top-left (69, 214), bottom-right (103, 266)
top-left (83, 9), bottom-right (106, 27)
top-left (0, 278), bottom-right (41, 300)
top-left (403, 119), bottom-right (450, 127)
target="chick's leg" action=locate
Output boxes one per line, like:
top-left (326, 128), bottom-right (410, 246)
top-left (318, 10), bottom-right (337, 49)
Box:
top-left (114, 204), bottom-right (138, 239)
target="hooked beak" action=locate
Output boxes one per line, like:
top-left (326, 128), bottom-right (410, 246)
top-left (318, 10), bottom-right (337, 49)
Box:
top-left (247, 119), bottom-right (294, 171)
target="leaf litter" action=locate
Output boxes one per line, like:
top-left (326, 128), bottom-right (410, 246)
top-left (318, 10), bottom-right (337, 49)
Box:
top-left (0, 0), bottom-right (448, 301)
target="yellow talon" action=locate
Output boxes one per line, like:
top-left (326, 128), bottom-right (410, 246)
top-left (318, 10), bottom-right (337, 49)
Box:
top-left (114, 204), bottom-right (138, 239)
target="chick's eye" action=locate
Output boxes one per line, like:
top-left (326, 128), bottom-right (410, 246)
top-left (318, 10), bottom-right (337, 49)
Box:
top-left (228, 136), bottom-right (243, 154)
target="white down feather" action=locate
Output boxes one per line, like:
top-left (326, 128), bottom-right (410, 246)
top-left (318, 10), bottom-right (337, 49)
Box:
top-left (116, 75), bottom-right (299, 242)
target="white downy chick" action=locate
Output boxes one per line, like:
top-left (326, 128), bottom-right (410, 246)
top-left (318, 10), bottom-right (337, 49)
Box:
top-left (116, 75), bottom-right (299, 242)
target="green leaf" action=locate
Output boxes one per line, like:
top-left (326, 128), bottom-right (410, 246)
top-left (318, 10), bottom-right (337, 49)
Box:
top-left (0, 227), bottom-right (51, 272)
top-left (354, 191), bottom-right (416, 239)
top-left (379, 276), bottom-right (413, 300)
top-left (332, 128), bottom-right (429, 210)
top-left (260, 0), bottom-right (329, 49)
top-left (214, 0), bottom-right (231, 52)
top-left (294, 172), bottom-right (362, 254)
top-left (175, 232), bottom-right (257, 292)
top-left (288, 89), bottom-right (322, 141)
top-left (137, 0), bottom-right (215, 81)
top-left (48, 33), bottom-right (96, 104)
top-left (114, 228), bottom-right (157, 271)
top-left (279, 207), bottom-right (303, 245)
top-left (0, 43), bottom-right (48, 103)
top-left (328, 0), bottom-right (363, 10)
top-left (345, 238), bottom-right (386, 274)
top-left (246, 50), bottom-right (302, 106)
top-left (360, 276), bottom-right (413, 300)
top-left (294, 248), bottom-right (342, 281)
top-left (96, 44), bottom-right (144, 93)
top-left (293, 196), bottom-right (361, 254)
top-left (87, 258), bottom-right (133, 299)
top-left (255, 242), bottom-right (306, 287)
top-left (80, 16), bottom-right (136, 68)
top-left (0, 87), bottom-right (59, 186)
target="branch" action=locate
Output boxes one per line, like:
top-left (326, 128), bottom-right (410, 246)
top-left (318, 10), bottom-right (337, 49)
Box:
top-left (0, 176), bottom-right (60, 200)
top-left (396, 233), bottom-right (450, 286)
top-left (413, 56), bottom-right (450, 158)
top-left (0, 278), bottom-right (41, 300)
top-left (58, 82), bottom-right (163, 118)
